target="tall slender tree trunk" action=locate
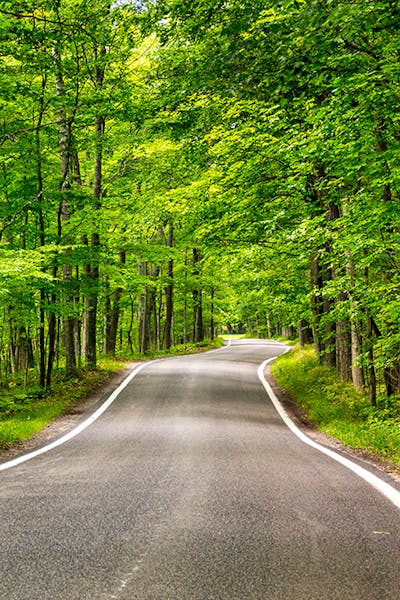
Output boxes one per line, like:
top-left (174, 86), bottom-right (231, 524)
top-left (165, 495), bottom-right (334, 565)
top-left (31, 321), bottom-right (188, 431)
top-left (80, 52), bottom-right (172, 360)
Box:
top-left (82, 233), bottom-right (98, 368)
top-left (192, 248), bottom-right (204, 343)
top-left (46, 283), bottom-right (57, 388)
top-left (83, 43), bottom-right (106, 369)
top-left (310, 253), bottom-right (324, 361)
top-left (366, 315), bottom-right (377, 406)
top-left (183, 249), bottom-right (188, 344)
top-left (103, 277), bottom-right (112, 354)
top-left (52, 45), bottom-right (77, 377)
top-left (35, 73), bottom-right (47, 388)
top-left (210, 287), bottom-right (215, 340)
top-left (164, 222), bottom-right (174, 349)
top-left (104, 248), bottom-right (126, 356)
top-left (149, 265), bottom-right (160, 351)
top-left (345, 250), bottom-right (364, 389)
top-left (334, 271), bottom-right (351, 380)
top-left (351, 323), bottom-right (364, 390)
top-left (138, 261), bottom-right (149, 354)
top-left (336, 315), bottom-right (351, 381)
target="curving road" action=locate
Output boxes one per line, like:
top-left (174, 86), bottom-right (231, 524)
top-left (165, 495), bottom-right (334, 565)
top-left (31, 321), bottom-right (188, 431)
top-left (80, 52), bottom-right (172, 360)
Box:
top-left (1, 339), bottom-right (400, 599)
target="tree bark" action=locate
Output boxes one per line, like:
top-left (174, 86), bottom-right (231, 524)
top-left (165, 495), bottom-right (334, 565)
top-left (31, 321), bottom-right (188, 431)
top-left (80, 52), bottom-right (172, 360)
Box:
top-left (366, 315), bottom-right (377, 406)
top-left (183, 249), bottom-right (188, 344)
top-left (83, 41), bottom-right (106, 369)
top-left (52, 44), bottom-right (77, 377)
top-left (336, 315), bottom-right (352, 381)
top-left (344, 251), bottom-right (365, 389)
top-left (164, 222), bottom-right (174, 349)
top-left (192, 248), bottom-right (204, 343)
top-left (210, 287), bottom-right (215, 340)
top-left (106, 250), bottom-right (126, 356)
top-left (138, 261), bottom-right (149, 354)
top-left (35, 73), bottom-right (47, 388)
top-left (310, 254), bottom-right (324, 361)
top-left (351, 323), bottom-right (365, 390)
top-left (298, 319), bottom-right (313, 346)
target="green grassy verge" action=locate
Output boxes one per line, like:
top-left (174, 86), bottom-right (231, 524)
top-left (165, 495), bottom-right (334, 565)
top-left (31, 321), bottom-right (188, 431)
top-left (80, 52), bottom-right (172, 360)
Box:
top-left (0, 338), bottom-right (224, 450)
top-left (133, 337), bottom-right (225, 359)
top-left (271, 344), bottom-right (400, 468)
top-left (0, 357), bottom-right (129, 449)
top-left (272, 336), bottom-right (298, 346)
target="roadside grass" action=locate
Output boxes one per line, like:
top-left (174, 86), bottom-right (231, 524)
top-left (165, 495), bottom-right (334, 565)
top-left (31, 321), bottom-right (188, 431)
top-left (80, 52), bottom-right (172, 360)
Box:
top-left (272, 335), bottom-right (298, 346)
top-left (0, 357), bottom-right (129, 449)
top-left (0, 338), bottom-right (224, 450)
top-left (271, 344), bottom-right (400, 468)
top-left (134, 337), bottom-right (224, 359)
top-left (221, 334), bottom-right (245, 339)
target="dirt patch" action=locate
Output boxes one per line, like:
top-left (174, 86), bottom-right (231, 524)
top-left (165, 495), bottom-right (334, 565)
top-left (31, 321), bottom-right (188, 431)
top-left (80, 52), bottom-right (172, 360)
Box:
top-left (265, 364), bottom-right (400, 487)
top-left (0, 362), bottom-right (140, 463)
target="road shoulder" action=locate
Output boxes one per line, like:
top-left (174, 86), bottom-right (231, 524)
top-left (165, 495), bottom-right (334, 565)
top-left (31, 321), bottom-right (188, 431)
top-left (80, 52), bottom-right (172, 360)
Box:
top-left (264, 364), bottom-right (400, 487)
top-left (0, 362), bottom-right (140, 463)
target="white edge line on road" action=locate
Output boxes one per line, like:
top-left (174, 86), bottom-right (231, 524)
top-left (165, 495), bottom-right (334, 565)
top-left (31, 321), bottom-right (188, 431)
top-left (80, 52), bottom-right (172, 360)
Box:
top-left (258, 354), bottom-right (400, 510)
top-left (0, 340), bottom-right (233, 473)
top-left (0, 360), bottom-right (156, 472)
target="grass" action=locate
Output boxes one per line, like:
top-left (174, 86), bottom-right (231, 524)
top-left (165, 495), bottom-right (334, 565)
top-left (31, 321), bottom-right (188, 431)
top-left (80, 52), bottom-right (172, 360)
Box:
top-left (132, 337), bottom-right (225, 359)
top-left (0, 357), bottom-right (129, 449)
top-left (271, 344), bottom-right (400, 468)
top-left (272, 335), bottom-right (298, 346)
top-left (221, 334), bottom-right (245, 339)
top-left (0, 338), bottom-right (224, 450)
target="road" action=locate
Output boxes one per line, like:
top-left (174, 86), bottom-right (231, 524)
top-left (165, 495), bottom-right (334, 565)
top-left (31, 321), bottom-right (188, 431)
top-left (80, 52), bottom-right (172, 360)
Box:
top-left (1, 339), bottom-right (400, 599)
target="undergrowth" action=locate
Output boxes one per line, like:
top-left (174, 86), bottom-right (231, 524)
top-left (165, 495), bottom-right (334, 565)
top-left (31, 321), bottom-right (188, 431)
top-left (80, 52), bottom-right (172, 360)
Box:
top-left (271, 344), bottom-right (400, 468)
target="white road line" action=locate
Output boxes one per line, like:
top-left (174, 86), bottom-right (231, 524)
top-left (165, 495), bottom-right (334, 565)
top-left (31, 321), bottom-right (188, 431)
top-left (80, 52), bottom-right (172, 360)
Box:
top-left (0, 361), bottom-right (156, 472)
top-left (0, 341), bottom-right (230, 473)
top-left (258, 355), bottom-right (400, 510)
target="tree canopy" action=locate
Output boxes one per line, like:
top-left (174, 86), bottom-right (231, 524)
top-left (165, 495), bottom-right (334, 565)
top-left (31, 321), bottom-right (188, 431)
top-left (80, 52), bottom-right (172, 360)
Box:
top-left (0, 0), bottom-right (399, 406)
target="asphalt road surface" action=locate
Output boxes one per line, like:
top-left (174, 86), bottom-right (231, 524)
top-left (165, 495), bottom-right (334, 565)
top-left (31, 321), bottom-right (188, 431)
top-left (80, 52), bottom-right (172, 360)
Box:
top-left (1, 339), bottom-right (400, 600)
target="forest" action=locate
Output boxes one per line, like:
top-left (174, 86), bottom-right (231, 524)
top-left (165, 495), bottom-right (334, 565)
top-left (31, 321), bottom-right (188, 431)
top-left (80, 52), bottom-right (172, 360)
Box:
top-left (0, 0), bottom-right (399, 409)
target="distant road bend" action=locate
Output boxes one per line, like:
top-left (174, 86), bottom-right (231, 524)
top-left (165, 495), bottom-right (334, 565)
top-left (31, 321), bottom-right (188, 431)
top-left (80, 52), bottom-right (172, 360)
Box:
top-left (1, 339), bottom-right (400, 599)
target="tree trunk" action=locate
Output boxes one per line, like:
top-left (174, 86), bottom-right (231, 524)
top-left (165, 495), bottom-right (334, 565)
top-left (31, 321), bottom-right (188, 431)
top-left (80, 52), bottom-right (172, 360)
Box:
top-left (106, 249), bottom-right (125, 356)
top-left (138, 261), bottom-right (149, 354)
top-left (83, 41), bottom-right (106, 368)
top-left (344, 249), bottom-right (365, 389)
top-left (109, 287), bottom-right (122, 355)
top-left (298, 319), bottom-right (313, 346)
top-left (350, 323), bottom-right (365, 390)
top-left (52, 44), bottom-right (77, 377)
top-left (323, 297), bottom-right (336, 369)
top-left (192, 248), bottom-right (204, 343)
top-left (183, 249), bottom-right (188, 344)
top-left (366, 315), bottom-right (377, 406)
top-left (336, 317), bottom-right (352, 381)
top-left (310, 254), bottom-right (324, 361)
top-left (9, 324), bottom-right (34, 375)
top-left (46, 295), bottom-right (57, 388)
top-left (103, 277), bottom-right (112, 354)
top-left (35, 75), bottom-right (47, 388)
top-left (82, 233), bottom-right (98, 369)
top-left (335, 284), bottom-right (352, 381)
top-left (384, 362), bottom-right (400, 398)
top-left (210, 287), bottom-right (215, 340)
top-left (164, 223), bottom-right (174, 349)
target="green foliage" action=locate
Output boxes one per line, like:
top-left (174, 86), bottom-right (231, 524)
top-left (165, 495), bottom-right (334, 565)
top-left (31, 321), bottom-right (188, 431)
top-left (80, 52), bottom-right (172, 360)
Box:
top-left (272, 345), bottom-right (400, 467)
top-left (0, 0), bottom-right (400, 448)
